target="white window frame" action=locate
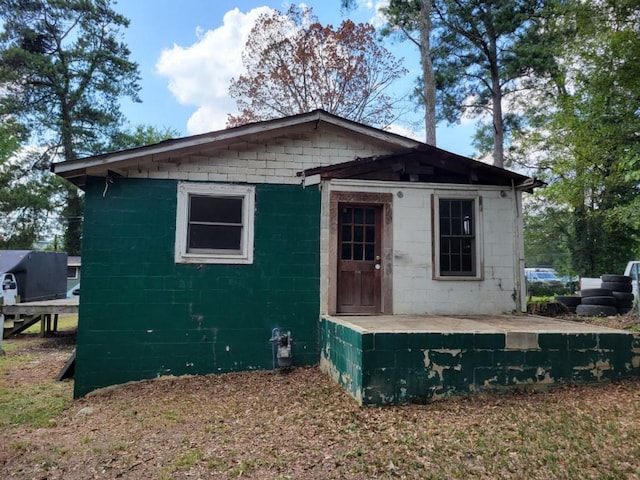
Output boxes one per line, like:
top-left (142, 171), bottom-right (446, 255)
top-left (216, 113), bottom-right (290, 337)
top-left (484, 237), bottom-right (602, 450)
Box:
top-left (67, 266), bottom-right (79, 279)
top-left (175, 182), bottom-right (255, 264)
top-left (433, 193), bottom-right (483, 280)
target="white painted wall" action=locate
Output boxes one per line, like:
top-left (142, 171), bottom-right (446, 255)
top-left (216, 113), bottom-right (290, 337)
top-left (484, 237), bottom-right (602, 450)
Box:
top-left (121, 129), bottom-right (395, 185)
top-left (324, 180), bottom-right (526, 315)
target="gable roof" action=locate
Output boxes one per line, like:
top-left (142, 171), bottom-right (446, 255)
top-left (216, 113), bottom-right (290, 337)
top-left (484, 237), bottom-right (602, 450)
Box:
top-left (299, 144), bottom-right (543, 192)
top-left (51, 110), bottom-right (421, 189)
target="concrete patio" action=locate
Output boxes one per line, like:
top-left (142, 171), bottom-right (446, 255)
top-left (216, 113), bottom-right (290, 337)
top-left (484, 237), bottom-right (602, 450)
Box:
top-left (320, 314), bottom-right (640, 405)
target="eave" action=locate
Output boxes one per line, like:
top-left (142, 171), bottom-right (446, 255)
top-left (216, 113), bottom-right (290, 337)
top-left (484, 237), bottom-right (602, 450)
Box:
top-left (299, 145), bottom-right (544, 193)
top-left (50, 110), bottom-right (421, 190)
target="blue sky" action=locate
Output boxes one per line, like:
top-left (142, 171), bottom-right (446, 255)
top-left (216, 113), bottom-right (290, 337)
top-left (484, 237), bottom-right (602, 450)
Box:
top-left (115, 0), bottom-right (476, 156)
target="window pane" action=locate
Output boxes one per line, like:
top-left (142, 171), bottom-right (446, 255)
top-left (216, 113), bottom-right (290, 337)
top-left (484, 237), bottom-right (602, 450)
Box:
top-left (451, 254), bottom-right (461, 272)
top-left (342, 225), bottom-right (352, 242)
top-left (365, 243), bottom-right (375, 261)
top-left (365, 226), bottom-right (375, 242)
top-left (439, 199), bottom-right (449, 215)
top-left (341, 243), bottom-right (352, 260)
top-left (354, 208), bottom-right (363, 224)
top-left (354, 226), bottom-right (364, 242)
top-left (462, 200), bottom-right (473, 217)
top-left (353, 244), bottom-right (364, 261)
top-left (452, 217), bottom-right (461, 235)
top-left (440, 253), bottom-right (450, 272)
top-left (188, 224), bottom-right (242, 251)
top-left (451, 238), bottom-right (461, 256)
top-left (365, 208), bottom-right (375, 225)
top-left (190, 196), bottom-right (242, 224)
top-left (342, 207), bottom-right (352, 224)
top-left (440, 218), bottom-right (450, 236)
top-left (462, 253), bottom-right (473, 272)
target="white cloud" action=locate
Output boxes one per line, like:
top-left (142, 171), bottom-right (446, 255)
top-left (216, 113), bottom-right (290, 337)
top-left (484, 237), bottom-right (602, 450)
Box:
top-left (385, 123), bottom-right (424, 142)
top-left (371, 0), bottom-right (390, 28)
top-left (155, 7), bottom-right (273, 134)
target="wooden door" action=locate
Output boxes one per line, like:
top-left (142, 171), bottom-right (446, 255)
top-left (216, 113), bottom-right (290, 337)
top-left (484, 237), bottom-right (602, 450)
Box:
top-left (337, 204), bottom-right (382, 314)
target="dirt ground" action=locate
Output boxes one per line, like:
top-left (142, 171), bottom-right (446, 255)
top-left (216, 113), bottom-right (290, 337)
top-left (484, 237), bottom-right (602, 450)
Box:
top-left (1, 318), bottom-right (640, 479)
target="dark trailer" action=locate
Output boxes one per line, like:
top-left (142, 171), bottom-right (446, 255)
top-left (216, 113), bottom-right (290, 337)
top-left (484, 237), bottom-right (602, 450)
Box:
top-left (0, 250), bottom-right (67, 303)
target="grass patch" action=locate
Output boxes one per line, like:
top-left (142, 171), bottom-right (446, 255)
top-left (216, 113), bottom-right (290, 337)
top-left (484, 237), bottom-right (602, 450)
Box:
top-left (23, 314), bottom-right (78, 334)
top-left (0, 321), bottom-right (75, 429)
top-left (0, 381), bottom-right (71, 429)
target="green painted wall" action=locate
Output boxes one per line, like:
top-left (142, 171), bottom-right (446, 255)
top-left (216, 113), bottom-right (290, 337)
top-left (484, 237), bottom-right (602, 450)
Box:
top-left (320, 318), bottom-right (640, 406)
top-left (75, 177), bottom-right (321, 397)
top-left (320, 319), bottom-right (365, 402)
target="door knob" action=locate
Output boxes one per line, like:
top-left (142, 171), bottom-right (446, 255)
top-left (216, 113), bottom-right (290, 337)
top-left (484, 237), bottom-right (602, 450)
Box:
top-left (375, 264), bottom-right (381, 270)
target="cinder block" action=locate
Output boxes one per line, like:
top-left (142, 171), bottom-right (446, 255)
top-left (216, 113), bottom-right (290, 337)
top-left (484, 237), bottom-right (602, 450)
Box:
top-left (538, 333), bottom-right (567, 350)
top-left (493, 349), bottom-right (523, 367)
top-left (568, 334), bottom-right (598, 350)
top-left (375, 333), bottom-right (408, 350)
top-left (598, 333), bottom-right (633, 350)
top-left (474, 333), bottom-right (505, 350)
top-left (505, 332), bottom-right (539, 350)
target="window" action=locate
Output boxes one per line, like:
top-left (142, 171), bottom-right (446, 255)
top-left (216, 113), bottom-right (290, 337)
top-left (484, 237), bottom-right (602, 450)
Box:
top-left (340, 206), bottom-right (378, 262)
top-left (67, 266), bottom-right (79, 279)
top-left (175, 183), bottom-right (255, 264)
top-left (436, 197), bottom-right (478, 278)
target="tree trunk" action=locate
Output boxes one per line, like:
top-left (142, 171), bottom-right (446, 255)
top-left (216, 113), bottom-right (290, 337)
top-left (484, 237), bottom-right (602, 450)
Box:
top-left (419, 0), bottom-right (437, 146)
top-left (489, 35), bottom-right (504, 169)
top-left (492, 82), bottom-right (504, 168)
top-left (60, 104), bottom-right (83, 255)
top-left (63, 186), bottom-right (83, 256)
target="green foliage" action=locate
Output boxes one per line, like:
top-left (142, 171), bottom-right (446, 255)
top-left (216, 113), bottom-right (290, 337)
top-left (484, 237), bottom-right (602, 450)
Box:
top-left (431, 0), bottom-right (553, 167)
top-left (0, 145), bottom-right (65, 248)
top-left (520, 0), bottom-right (640, 277)
top-left (109, 125), bottom-right (180, 151)
top-left (526, 281), bottom-right (569, 297)
top-left (523, 198), bottom-right (573, 274)
top-left (0, 0), bottom-right (141, 251)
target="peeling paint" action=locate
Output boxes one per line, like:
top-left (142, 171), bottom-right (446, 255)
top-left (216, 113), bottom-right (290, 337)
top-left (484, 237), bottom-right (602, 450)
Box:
top-left (589, 359), bottom-right (612, 380)
top-left (483, 376), bottom-right (498, 387)
top-left (340, 372), bottom-right (352, 388)
top-left (322, 319), bottom-right (639, 406)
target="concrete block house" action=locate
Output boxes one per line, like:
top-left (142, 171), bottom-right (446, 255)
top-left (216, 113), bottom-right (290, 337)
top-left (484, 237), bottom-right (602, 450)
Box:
top-left (53, 110), bottom-right (639, 404)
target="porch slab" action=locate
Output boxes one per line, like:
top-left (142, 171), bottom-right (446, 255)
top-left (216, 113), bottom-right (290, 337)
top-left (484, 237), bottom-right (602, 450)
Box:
top-left (325, 313), bottom-right (624, 334)
top-left (320, 314), bottom-right (640, 406)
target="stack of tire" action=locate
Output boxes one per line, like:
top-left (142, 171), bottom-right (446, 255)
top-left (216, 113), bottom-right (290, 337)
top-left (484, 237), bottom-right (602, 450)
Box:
top-left (601, 274), bottom-right (634, 315)
top-left (575, 275), bottom-right (634, 317)
top-left (555, 295), bottom-right (581, 314)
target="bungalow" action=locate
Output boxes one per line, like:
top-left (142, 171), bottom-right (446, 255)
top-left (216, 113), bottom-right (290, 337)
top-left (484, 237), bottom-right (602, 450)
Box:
top-left (52, 110), bottom-right (638, 403)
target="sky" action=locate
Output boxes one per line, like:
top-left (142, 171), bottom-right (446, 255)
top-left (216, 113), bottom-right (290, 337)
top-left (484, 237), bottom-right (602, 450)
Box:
top-left (114, 0), bottom-right (476, 157)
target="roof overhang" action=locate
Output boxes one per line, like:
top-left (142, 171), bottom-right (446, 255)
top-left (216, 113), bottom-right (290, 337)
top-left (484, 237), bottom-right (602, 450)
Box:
top-left (51, 110), bottom-right (422, 189)
top-left (298, 145), bottom-right (544, 193)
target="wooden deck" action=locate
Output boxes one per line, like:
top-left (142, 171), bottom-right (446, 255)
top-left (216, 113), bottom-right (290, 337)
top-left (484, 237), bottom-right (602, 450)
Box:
top-left (1, 297), bottom-right (79, 338)
top-left (1, 297), bottom-right (79, 315)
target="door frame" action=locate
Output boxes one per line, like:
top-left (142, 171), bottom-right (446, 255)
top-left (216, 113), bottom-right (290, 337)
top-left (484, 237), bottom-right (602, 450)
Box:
top-left (328, 191), bottom-right (393, 315)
